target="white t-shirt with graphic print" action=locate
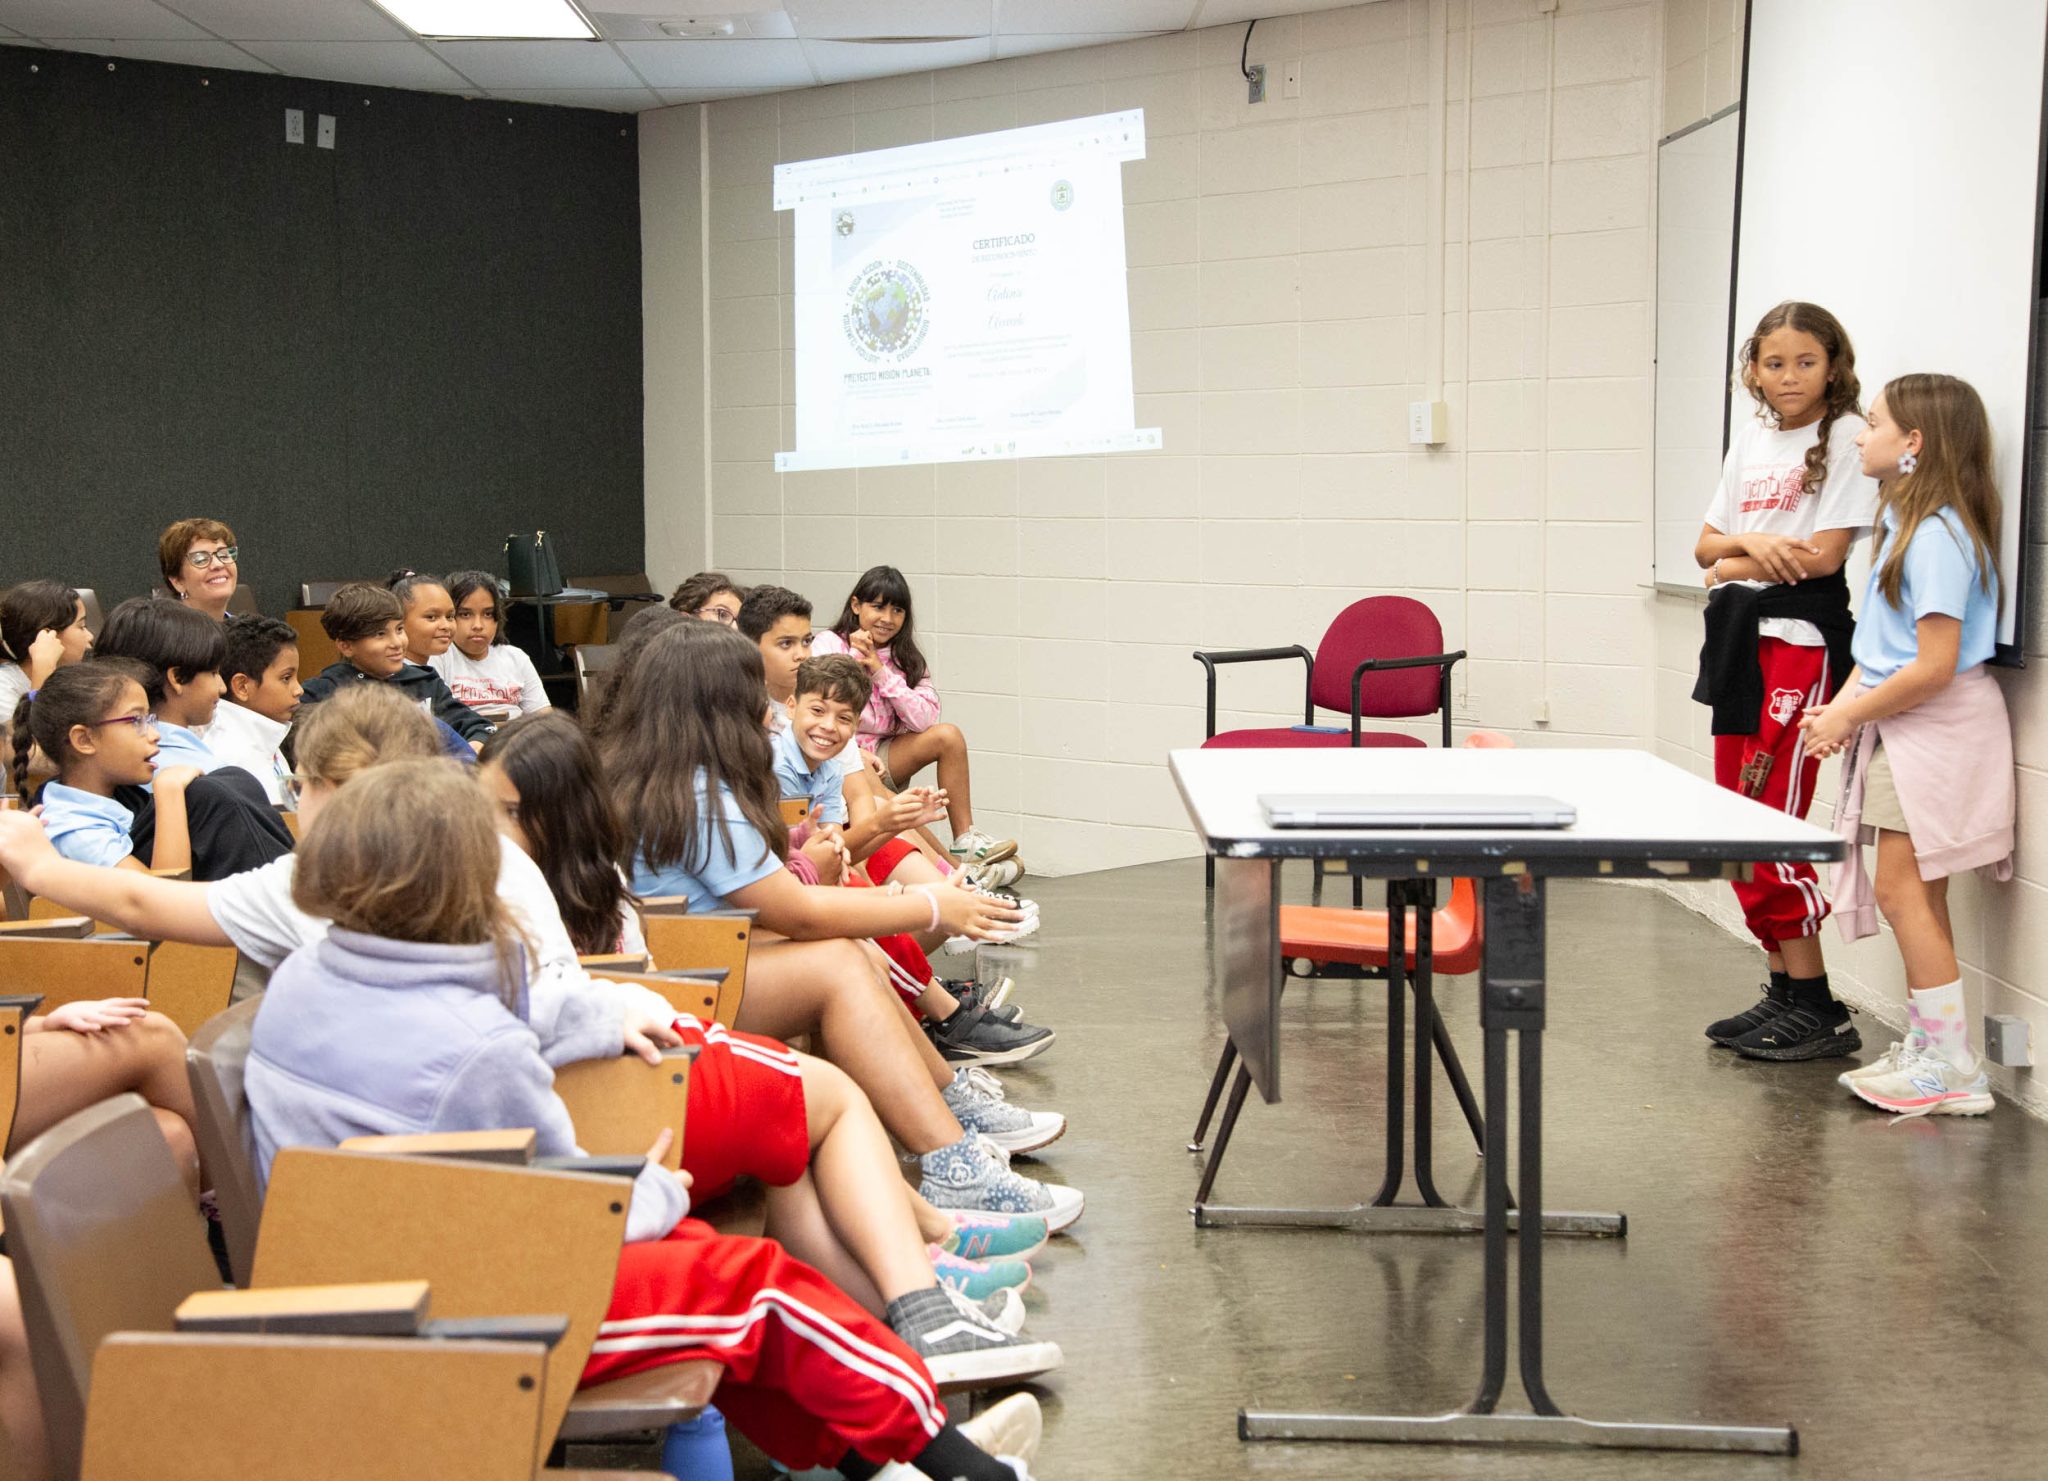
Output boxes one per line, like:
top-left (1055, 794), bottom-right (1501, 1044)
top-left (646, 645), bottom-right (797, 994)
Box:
top-left (1702, 413), bottom-right (1879, 645)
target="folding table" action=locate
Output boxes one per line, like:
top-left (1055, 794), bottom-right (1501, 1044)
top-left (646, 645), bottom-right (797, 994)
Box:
top-left (1169, 746), bottom-right (1845, 1456)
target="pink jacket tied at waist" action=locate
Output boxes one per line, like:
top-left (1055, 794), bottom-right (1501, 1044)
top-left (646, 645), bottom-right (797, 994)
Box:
top-left (810, 631), bottom-right (941, 749)
top-left (1830, 664), bottom-right (2014, 943)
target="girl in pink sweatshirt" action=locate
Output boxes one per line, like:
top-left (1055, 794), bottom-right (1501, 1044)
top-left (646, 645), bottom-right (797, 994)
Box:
top-left (1800, 373), bottom-right (2014, 1118)
top-left (813, 566), bottom-right (1012, 863)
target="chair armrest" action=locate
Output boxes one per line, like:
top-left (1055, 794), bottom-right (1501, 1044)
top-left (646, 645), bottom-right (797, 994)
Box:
top-left (638, 901), bottom-right (757, 922)
top-left (532, 1155), bottom-right (646, 1180)
top-left (419, 1315), bottom-right (571, 1347)
top-left (554, 1048), bottom-right (694, 1169)
top-left (579, 951), bottom-right (652, 972)
top-left (1349, 651), bottom-right (1467, 747)
top-left (1191, 644), bottom-right (1316, 738)
top-left (0, 917), bottom-right (94, 939)
top-left (176, 1280), bottom-right (431, 1336)
top-left (339, 1129), bottom-right (537, 1164)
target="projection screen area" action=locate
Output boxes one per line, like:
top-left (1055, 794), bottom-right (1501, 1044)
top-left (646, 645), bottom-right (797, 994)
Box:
top-left (773, 110), bottom-right (1160, 473)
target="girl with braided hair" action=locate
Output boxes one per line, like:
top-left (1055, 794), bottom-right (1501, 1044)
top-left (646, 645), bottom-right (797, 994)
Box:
top-left (1692, 300), bottom-right (1879, 1061)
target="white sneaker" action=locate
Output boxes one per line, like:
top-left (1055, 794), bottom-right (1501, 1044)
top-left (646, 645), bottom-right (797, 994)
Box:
top-left (946, 1280), bottom-right (1027, 1336)
top-left (959, 1393), bottom-right (1043, 1471)
top-left (921, 1139), bottom-right (1085, 1232)
top-left (949, 828), bottom-right (1013, 861)
top-left (1848, 1045), bottom-right (1993, 1118)
top-left (1837, 1036), bottom-right (1928, 1090)
top-left (967, 856), bottom-right (1027, 889)
top-left (945, 1066), bottom-right (1066, 1155)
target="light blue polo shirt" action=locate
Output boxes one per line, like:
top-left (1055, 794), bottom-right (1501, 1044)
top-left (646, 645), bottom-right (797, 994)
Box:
top-left (1852, 506), bottom-right (1999, 683)
top-left (153, 722), bottom-right (223, 774)
top-left (770, 724), bottom-right (849, 826)
top-left (39, 782), bottom-right (136, 867)
top-left (627, 774), bottom-right (781, 912)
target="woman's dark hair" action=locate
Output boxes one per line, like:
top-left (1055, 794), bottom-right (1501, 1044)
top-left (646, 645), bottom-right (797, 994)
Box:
top-left (221, 614), bottom-right (298, 686)
top-left (10, 657), bottom-right (152, 803)
top-left (0, 580), bottom-right (83, 669)
top-left (830, 565), bottom-right (928, 690)
top-left (444, 570), bottom-right (505, 644)
top-left (1736, 300), bottom-right (1863, 502)
top-left (596, 622), bottom-right (785, 880)
top-left (668, 571), bottom-right (746, 615)
top-left (584, 605), bottom-right (687, 737)
top-left (482, 712), bottom-right (633, 956)
top-left (384, 569), bottom-right (449, 612)
top-left (94, 597), bottom-right (226, 708)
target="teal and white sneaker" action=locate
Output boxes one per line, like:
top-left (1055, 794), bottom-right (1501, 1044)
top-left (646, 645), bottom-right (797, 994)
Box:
top-left (945, 1210), bottom-right (1049, 1262)
top-left (931, 1246), bottom-right (1032, 1301)
top-left (1848, 1046), bottom-right (1993, 1117)
top-left (920, 1135), bottom-right (1085, 1232)
top-left (944, 1066), bottom-right (1066, 1155)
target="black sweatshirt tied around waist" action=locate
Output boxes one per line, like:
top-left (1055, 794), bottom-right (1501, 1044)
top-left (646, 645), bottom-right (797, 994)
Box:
top-left (1691, 568), bottom-right (1856, 736)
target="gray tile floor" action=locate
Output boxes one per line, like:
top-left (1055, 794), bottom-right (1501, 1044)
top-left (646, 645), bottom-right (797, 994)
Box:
top-left (617, 858), bottom-right (2048, 1479)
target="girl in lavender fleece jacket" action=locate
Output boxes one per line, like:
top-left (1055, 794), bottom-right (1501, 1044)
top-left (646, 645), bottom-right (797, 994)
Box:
top-left (245, 756), bottom-right (1038, 1481)
top-left (813, 565), bottom-right (1012, 863)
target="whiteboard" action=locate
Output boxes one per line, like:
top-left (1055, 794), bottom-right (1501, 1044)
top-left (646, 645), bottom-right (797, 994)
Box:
top-left (1652, 107), bottom-right (1741, 591)
top-left (1737, 0), bottom-right (2046, 656)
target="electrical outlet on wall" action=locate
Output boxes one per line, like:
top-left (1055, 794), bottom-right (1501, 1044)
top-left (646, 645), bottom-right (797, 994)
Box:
top-left (1407, 400), bottom-right (1447, 445)
top-left (284, 108), bottom-right (304, 145)
top-left (316, 114), bottom-right (335, 149)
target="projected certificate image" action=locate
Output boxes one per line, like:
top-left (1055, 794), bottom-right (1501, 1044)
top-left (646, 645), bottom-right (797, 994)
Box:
top-left (778, 111), bottom-right (1159, 470)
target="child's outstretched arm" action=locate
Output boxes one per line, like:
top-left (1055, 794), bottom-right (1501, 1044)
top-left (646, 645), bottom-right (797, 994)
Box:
top-left (0, 810), bottom-right (230, 944)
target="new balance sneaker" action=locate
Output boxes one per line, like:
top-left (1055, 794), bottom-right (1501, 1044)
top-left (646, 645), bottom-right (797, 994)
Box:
top-left (967, 856), bottom-right (1028, 889)
top-left (1706, 979), bottom-right (1792, 1046)
top-left (886, 1287), bottom-right (1061, 1388)
top-left (1837, 1035), bottom-right (1930, 1090)
top-left (947, 1280), bottom-right (1028, 1336)
top-left (949, 828), bottom-right (1016, 862)
top-left (944, 1065), bottom-right (1066, 1154)
top-left (931, 1246), bottom-right (1033, 1301)
top-left (945, 1211), bottom-right (1049, 1262)
top-left (1731, 1000), bottom-right (1862, 1061)
top-left (920, 1135), bottom-right (1085, 1232)
top-left (1848, 1046), bottom-right (1994, 1117)
top-left (927, 1003), bottom-right (1055, 1067)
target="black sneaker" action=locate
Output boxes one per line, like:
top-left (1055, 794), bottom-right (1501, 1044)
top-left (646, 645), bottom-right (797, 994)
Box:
top-left (1732, 1001), bottom-right (1862, 1061)
top-left (926, 1003), bottom-right (1055, 1067)
top-left (945, 976), bottom-right (1022, 1022)
top-left (1706, 980), bottom-right (1792, 1046)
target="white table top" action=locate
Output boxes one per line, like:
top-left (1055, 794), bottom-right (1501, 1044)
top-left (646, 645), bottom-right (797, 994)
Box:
top-left (1170, 747), bottom-right (1846, 873)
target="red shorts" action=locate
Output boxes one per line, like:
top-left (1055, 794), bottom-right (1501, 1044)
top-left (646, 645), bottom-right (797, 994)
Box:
top-left (670, 1015), bottom-right (810, 1201)
top-left (866, 836), bottom-right (920, 883)
top-left (588, 1218), bottom-right (942, 1468)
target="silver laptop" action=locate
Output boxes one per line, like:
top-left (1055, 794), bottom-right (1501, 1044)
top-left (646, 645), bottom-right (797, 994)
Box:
top-left (1260, 793), bottom-right (1578, 829)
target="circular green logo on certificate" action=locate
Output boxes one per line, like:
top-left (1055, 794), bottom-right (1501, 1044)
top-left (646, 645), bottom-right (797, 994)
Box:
top-left (844, 260), bottom-right (930, 363)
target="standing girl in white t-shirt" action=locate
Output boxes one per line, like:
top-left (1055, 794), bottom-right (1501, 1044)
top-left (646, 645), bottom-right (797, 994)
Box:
top-left (1692, 300), bottom-right (1879, 1062)
top-left (431, 570), bottom-right (551, 725)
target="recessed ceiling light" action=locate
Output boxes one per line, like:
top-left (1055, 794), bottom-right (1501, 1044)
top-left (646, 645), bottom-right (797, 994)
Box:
top-left (372, 0), bottom-right (598, 40)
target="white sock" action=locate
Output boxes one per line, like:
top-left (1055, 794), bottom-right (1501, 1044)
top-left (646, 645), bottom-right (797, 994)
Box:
top-left (1909, 980), bottom-right (1976, 1073)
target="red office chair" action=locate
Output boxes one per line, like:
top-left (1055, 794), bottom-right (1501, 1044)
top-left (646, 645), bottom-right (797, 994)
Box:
top-left (1194, 595), bottom-right (1466, 896)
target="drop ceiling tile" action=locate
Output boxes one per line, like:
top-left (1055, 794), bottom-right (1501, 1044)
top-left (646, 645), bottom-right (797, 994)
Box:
top-left (616, 37), bottom-right (813, 88)
top-left (234, 38), bottom-right (468, 87)
top-left (1000, 0), bottom-right (1196, 33)
top-left (486, 84), bottom-right (659, 110)
top-left (57, 36), bottom-right (274, 68)
top-left (803, 37), bottom-right (992, 83)
top-left (0, 0), bottom-right (208, 40)
top-left (996, 31), bottom-right (1168, 59)
top-left (653, 84), bottom-right (785, 105)
top-left (785, 0), bottom-right (990, 40)
top-left (158, 0), bottom-right (409, 41)
top-left (1194, 0), bottom-right (1361, 22)
top-left (432, 37), bottom-right (639, 86)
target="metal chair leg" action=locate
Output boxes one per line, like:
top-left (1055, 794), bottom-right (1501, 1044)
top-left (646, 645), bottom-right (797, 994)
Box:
top-left (1189, 1038), bottom-right (1240, 1151)
top-left (1193, 1065), bottom-right (1254, 1208)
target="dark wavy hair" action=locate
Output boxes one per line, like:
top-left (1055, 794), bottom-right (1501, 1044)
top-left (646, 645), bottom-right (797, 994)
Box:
top-left (95, 597), bottom-right (227, 708)
top-left (596, 621), bottom-right (785, 883)
top-left (829, 565), bottom-right (928, 691)
top-left (668, 571), bottom-right (746, 616)
top-left (0, 580), bottom-right (83, 669)
top-left (1736, 300), bottom-right (1862, 502)
top-left (10, 657), bottom-right (153, 803)
top-left (481, 712), bottom-right (634, 956)
top-left (443, 570), bottom-right (506, 645)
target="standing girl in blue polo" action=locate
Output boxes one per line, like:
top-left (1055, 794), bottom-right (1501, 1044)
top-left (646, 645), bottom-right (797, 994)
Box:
top-left (1799, 373), bottom-right (2014, 1117)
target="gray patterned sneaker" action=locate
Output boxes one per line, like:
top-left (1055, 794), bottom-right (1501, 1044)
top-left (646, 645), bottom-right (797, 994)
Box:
top-left (884, 1286), bottom-right (1061, 1388)
top-left (920, 1134), bottom-right (1085, 1232)
top-left (944, 1066), bottom-right (1065, 1155)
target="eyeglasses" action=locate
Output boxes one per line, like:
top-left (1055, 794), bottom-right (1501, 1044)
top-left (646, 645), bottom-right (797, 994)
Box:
top-left (89, 713), bottom-right (157, 734)
top-left (697, 605), bottom-right (739, 625)
top-left (285, 773), bottom-right (308, 803)
top-left (185, 546), bottom-right (239, 569)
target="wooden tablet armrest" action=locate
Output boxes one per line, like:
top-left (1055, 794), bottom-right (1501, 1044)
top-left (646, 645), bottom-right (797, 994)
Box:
top-left (0, 917), bottom-right (94, 939)
top-left (579, 952), bottom-right (652, 972)
top-left (418, 1315), bottom-right (571, 1348)
top-left (560, 1360), bottom-right (720, 1439)
top-left (339, 1128), bottom-right (537, 1164)
top-left (149, 868), bottom-right (192, 881)
top-left (637, 900), bottom-right (756, 923)
top-left (176, 1280), bottom-right (431, 1336)
top-left (532, 1155), bottom-right (646, 1180)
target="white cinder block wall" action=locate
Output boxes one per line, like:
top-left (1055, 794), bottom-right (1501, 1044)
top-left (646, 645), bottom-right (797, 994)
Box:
top-left (641, 0), bottom-right (1665, 875)
top-left (1652, 0), bottom-right (2048, 1114)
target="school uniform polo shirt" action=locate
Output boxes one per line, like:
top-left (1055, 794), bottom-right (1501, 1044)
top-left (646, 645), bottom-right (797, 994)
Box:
top-left (770, 724), bottom-right (849, 825)
top-left (38, 782), bottom-right (136, 867)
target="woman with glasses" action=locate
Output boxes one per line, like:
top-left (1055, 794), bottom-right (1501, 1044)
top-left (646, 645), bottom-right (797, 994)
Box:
top-left (668, 569), bottom-right (748, 627)
top-left (157, 517), bottom-right (241, 621)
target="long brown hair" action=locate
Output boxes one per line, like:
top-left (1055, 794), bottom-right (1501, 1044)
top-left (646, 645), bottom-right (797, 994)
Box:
top-left (292, 758), bottom-right (531, 1008)
top-left (482, 712), bottom-right (633, 956)
top-left (596, 621), bottom-right (786, 880)
top-left (1736, 300), bottom-right (1863, 501)
top-left (1871, 373), bottom-right (2003, 614)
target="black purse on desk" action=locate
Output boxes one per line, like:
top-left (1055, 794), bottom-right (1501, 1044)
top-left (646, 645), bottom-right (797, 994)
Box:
top-left (504, 530), bottom-right (565, 597)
